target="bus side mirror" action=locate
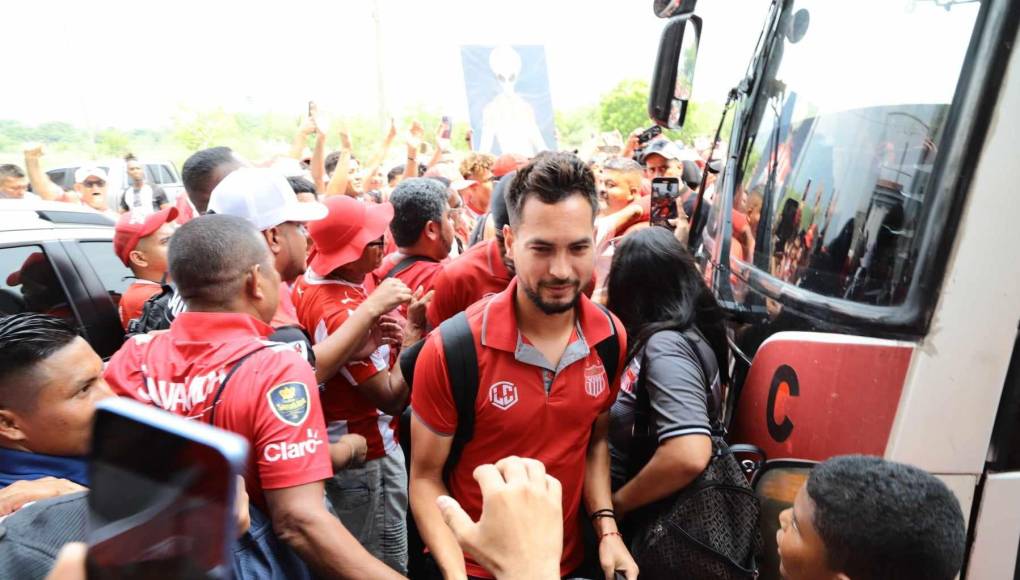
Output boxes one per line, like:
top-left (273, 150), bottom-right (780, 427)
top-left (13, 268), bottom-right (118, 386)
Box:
top-left (648, 15), bottom-right (702, 130)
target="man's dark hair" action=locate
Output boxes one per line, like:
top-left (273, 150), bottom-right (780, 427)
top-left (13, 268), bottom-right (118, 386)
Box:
top-left (387, 165), bottom-right (405, 184)
top-left (490, 170), bottom-right (512, 236)
top-left (182, 147), bottom-right (237, 213)
top-left (602, 157), bottom-right (643, 174)
top-left (324, 152), bottom-right (359, 176)
top-left (506, 152), bottom-right (597, 227)
top-left (807, 455), bottom-right (966, 580)
top-left (124, 153), bottom-right (138, 163)
top-left (0, 165), bottom-right (26, 180)
top-left (169, 214), bottom-right (271, 308)
top-left (287, 176), bottom-right (316, 196)
top-left (388, 178), bottom-right (449, 247)
top-left (0, 314), bottom-right (79, 411)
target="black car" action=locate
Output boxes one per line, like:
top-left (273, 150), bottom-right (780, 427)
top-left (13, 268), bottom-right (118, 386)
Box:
top-left (0, 200), bottom-right (132, 358)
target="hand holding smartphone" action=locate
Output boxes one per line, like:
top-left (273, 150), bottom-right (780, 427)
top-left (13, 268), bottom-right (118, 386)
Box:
top-left (650, 177), bottom-right (682, 228)
top-left (86, 398), bottom-right (249, 580)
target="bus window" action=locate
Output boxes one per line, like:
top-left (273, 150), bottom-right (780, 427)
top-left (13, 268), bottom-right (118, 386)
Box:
top-left (729, 0), bottom-right (980, 307)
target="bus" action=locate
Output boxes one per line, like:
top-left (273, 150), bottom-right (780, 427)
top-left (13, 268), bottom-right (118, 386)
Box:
top-left (648, 0), bottom-right (1020, 577)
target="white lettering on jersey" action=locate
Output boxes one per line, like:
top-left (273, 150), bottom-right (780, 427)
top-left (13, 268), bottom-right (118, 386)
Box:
top-left (263, 428), bottom-right (325, 462)
top-left (489, 381), bottom-right (519, 411)
top-left (134, 366), bottom-right (227, 415)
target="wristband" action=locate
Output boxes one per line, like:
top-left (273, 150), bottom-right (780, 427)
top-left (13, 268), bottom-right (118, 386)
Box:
top-left (599, 531), bottom-right (623, 542)
top-left (590, 509), bottom-right (615, 521)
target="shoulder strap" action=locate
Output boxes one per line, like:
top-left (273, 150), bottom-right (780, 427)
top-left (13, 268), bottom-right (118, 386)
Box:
top-left (207, 346), bottom-right (269, 425)
top-left (382, 255), bottom-right (438, 280)
top-left (439, 312), bottom-right (478, 481)
top-left (592, 303), bottom-right (620, 386)
top-left (678, 328), bottom-right (725, 434)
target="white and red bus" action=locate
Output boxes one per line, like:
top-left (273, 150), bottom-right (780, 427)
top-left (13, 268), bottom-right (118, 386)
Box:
top-left (649, 0), bottom-right (1020, 577)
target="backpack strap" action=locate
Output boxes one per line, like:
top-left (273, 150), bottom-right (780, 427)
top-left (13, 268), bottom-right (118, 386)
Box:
top-left (381, 255), bottom-right (438, 280)
top-left (207, 346), bottom-right (269, 426)
top-left (439, 312), bottom-right (478, 482)
top-left (592, 303), bottom-right (621, 387)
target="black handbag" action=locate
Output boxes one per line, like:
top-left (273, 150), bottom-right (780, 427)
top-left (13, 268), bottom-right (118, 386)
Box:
top-left (625, 329), bottom-right (763, 580)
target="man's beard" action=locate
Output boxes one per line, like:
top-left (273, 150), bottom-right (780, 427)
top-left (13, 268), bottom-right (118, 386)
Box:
top-left (521, 277), bottom-right (582, 315)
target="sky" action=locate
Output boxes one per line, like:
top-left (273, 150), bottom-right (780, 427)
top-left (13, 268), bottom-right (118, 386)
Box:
top-left (2, 0), bottom-right (770, 131)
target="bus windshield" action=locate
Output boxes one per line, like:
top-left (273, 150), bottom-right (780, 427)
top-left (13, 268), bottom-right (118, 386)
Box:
top-left (718, 0), bottom-right (981, 307)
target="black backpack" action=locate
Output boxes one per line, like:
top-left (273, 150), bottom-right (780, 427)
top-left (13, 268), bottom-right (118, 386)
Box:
top-left (126, 283), bottom-right (184, 335)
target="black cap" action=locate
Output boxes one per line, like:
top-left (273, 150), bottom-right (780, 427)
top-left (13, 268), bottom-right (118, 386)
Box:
top-left (490, 170), bottom-right (513, 232)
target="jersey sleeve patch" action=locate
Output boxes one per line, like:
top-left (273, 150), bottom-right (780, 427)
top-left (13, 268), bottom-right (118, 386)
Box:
top-left (267, 382), bottom-right (311, 426)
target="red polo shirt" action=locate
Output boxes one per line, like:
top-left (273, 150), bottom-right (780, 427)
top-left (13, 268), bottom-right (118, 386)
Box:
top-left (411, 279), bottom-right (626, 578)
top-left (292, 271), bottom-right (399, 461)
top-left (373, 252), bottom-right (444, 320)
top-left (103, 312), bottom-right (332, 510)
top-left (426, 238), bottom-right (512, 328)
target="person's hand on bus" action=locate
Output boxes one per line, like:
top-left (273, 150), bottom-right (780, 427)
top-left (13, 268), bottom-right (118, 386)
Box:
top-left (437, 457), bottom-right (563, 580)
top-left (0, 477), bottom-right (86, 516)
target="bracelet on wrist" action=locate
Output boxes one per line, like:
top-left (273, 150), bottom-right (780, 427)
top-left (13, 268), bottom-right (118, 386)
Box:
top-left (590, 509), bottom-right (615, 521)
top-left (599, 531), bottom-right (623, 542)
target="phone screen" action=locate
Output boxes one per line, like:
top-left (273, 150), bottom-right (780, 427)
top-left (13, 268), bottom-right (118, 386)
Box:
top-left (86, 405), bottom-right (239, 580)
top-left (441, 116), bottom-right (452, 139)
top-left (650, 177), bottom-right (681, 227)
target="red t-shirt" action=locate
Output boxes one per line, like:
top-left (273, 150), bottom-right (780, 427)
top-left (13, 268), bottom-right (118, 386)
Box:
top-left (118, 280), bottom-right (162, 330)
top-left (271, 281), bottom-right (302, 329)
top-left (373, 252), bottom-right (444, 320)
top-left (426, 238), bottom-right (512, 328)
top-left (411, 279), bottom-right (627, 578)
top-left (103, 312), bottom-right (332, 510)
top-left (292, 271), bottom-right (399, 461)
top-left (174, 194), bottom-right (197, 225)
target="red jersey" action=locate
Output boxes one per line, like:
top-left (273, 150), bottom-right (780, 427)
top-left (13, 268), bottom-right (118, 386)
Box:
top-left (118, 279), bottom-right (161, 330)
top-left (173, 194), bottom-right (197, 225)
top-left (426, 238), bottom-right (512, 328)
top-left (373, 252), bottom-right (443, 293)
top-left (271, 281), bottom-right (302, 329)
top-left (103, 312), bottom-right (332, 510)
top-left (411, 279), bottom-right (627, 578)
top-left (292, 271), bottom-right (398, 461)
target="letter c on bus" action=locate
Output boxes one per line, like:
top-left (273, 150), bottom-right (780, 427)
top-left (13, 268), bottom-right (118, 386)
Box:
top-left (766, 365), bottom-right (799, 442)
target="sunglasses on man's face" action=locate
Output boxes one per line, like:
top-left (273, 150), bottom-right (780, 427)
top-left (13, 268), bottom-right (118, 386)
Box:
top-left (83, 180), bottom-right (106, 187)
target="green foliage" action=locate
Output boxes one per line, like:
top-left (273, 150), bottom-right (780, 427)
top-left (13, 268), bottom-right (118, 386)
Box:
top-left (555, 105), bottom-right (599, 152)
top-left (598, 79), bottom-right (652, 137)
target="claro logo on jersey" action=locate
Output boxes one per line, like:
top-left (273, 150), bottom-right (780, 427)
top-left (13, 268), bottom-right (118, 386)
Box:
top-left (264, 428), bottom-right (324, 462)
top-left (267, 382), bottom-right (311, 426)
top-left (489, 381), bottom-right (519, 411)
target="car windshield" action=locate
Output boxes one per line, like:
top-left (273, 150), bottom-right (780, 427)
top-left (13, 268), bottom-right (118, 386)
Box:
top-left (713, 0), bottom-right (981, 307)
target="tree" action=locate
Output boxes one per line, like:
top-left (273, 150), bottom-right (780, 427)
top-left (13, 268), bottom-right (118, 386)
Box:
top-left (95, 129), bottom-right (130, 157)
top-left (597, 79), bottom-right (651, 137)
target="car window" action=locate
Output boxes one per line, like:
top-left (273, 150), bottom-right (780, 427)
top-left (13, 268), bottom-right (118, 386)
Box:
top-left (0, 245), bottom-right (77, 325)
top-left (78, 241), bottom-right (135, 299)
top-left (46, 169), bottom-right (72, 190)
top-left (148, 164), bottom-right (177, 185)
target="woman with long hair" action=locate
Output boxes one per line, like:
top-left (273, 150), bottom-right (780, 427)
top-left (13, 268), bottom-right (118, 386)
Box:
top-left (605, 226), bottom-right (731, 569)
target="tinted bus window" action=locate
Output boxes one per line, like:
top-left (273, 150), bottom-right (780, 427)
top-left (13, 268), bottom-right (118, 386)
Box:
top-left (725, 0), bottom-right (980, 307)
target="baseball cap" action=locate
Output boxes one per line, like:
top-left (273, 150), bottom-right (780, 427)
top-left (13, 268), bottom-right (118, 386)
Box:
top-left (308, 196), bottom-right (394, 276)
top-left (208, 168), bottom-right (327, 231)
top-left (113, 206), bottom-right (179, 266)
top-left (492, 153), bottom-right (529, 178)
top-left (74, 166), bottom-right (108, 184)
top-left (6, 252), bottom-right (48, 286)
top-left (639, 139), bottom-right (684, 163)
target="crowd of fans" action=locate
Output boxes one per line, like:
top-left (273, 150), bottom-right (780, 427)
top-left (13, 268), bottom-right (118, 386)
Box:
top-left (0, 109), bottom-right (967, 580)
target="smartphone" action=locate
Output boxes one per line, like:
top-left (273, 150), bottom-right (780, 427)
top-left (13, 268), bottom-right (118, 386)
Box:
top-left (440, 116), bottom-right (452, 139)
top-left (650, 177), bottom-right (681, 228)
top-left (86, 397), bottom-right (249, 580)
top-left (637, 125), bottom-right (663, 146)
top-left (307, 100), bottom-right (315, 117)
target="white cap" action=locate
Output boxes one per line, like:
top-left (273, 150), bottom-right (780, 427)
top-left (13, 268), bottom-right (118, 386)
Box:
top-left (74, 166), bottom-right (109, 183)
top-left (208, 168), bottom-right (327, 231)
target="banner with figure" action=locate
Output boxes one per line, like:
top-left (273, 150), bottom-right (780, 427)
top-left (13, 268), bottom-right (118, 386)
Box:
top-left (460, 45), bottom-right (557, 156)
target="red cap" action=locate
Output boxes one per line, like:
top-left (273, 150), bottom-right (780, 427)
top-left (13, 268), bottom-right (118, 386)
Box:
top-left (308, 196), bottom-right (393, 276)
top-left (492, 153), bottom-right (529, 178)
top-left (113, 207), bottom-right (179, 267)
top-left (6, 252), bottom-right (48, 286)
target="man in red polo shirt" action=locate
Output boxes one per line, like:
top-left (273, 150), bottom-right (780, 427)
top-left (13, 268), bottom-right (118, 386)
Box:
top-left (293, 195), bottom-right (430, 575)
top-left (426, 175), bottom-right (514, 328)
top-left (373, 177), bottom-right (455, 303)
top-left (112, 206), bottom-right (178, 329)
top-left (103, 214), bottom-right (401, 579)
top-left (410, 153), bottom-right (638, 580)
